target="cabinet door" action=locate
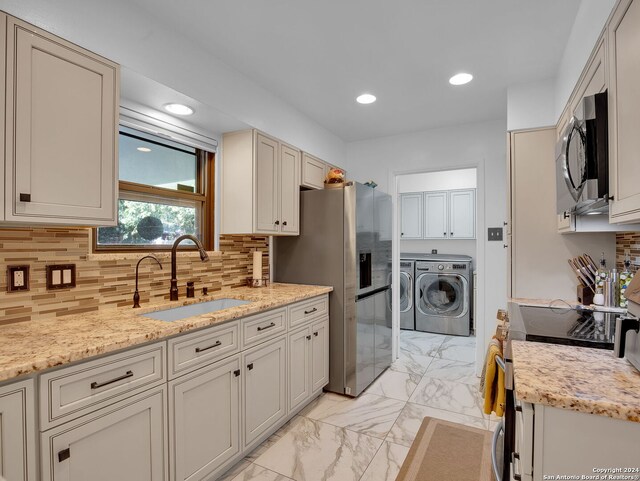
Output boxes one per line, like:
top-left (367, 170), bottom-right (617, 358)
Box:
top-left (254, 133), bottom-right (279, 234)
top-left (279, 144), bottom-right (300, 235)
top-left (0, 379), bottom-right (37, 481)
top-left (243, 338), bottom-right (286, 447)
top-left (400, 193), bottom-right (423, 239)
top-left (301, 153), bottom-right (325, 190)
top-left (5, 17), bottom-right (118, 225)
top-left (42, 387), bottom-right (167, 481)
top-left (169, 355), bottom-right (240, 481)
top-left (449, 190), bottom-right (475, 239)
top-left (423, 192), bottom-right (448, 239)
top-left (608, 0), bottom-right (640, 223)
top-left (310, 319), bottom-right (329, 393)
top-left (288, 327), bottom-right (311, 413)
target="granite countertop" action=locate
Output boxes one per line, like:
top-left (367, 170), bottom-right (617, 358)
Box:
top-left (509, 297), bottom-right (580, 308)
top-left (0, 283), bottom-right (332, 383)
top-left (511, 340), bottom-right (640, 422)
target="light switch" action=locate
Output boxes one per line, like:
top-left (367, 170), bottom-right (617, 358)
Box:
top-left (488, 227), bottom-right (504, 241)
top-left (46, 264), bottom-right (76, 290)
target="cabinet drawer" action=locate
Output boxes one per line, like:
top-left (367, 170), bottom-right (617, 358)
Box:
top-left (242, 308), bottom-right (287, 348)
top-left (168, 320), bottom-right (240, 379)
top-left (40, 342), bottom-right (166, 430)
top-left (288, 296), bottom-right (328, 329)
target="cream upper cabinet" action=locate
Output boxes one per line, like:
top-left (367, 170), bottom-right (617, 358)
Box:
top-left (449, 190), bottom-right (476, 239)
top-left (0, 379), bottom-right (37, 481)
top-left (423, 192), bottom-right (447, 239)
top-left (4, 15), bottom-right (118, 225)
top-left (221, 129), bottom-right (300, 235)
top-left (608, 0), bottom-right (640, 223)
top-left (400, 193), bottom-right (423, 239)
top-left (301, 152), bottom-right (326, 190)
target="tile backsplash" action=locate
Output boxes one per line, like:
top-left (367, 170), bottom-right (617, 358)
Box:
top-left (0, 228), bottom-right (268, 325)
top-left (616, 232), bottom-right (640, 272)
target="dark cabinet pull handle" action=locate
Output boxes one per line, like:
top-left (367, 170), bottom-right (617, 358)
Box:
top-left (247, 363), bottom-right (254, 370)
top-left (274, 220), bottom-right (280, 225)
top-left (443, 232), bottom-right (446, 236)
top-left (306, 335), bottom-right (312, 340)
top-left (450, 232), bottom-right (454, 236)
top-left (515, 405), bottom-right (522, 412)
top-left (304, 308), bottom-right (318, 315)
top-left (19, 193), bottom-right (31, 202)
top-left (90, 370), bottom-right (134, 389)
top-left (234, 369), bottom-right (241, 377)
top-left (257, 322), bottom-right (276, 332)
top-left (282, 221), bottom-right (287, 226)
top-left (313, 331), bottom-right (319, 337)
top-left (195, 340), bottom-right (222, 353)
top-left (58, 448), bottom-right (71, 462)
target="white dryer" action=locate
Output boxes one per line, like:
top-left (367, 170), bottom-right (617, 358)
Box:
top-left (414, 255), bottom-right (472, 336)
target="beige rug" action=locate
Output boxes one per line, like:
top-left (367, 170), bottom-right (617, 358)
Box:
top-left (395, 417), bottom-right (494, 481)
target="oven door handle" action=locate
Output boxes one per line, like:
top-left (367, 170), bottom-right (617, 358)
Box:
top-left (491, 419), bottom-right (504, 481)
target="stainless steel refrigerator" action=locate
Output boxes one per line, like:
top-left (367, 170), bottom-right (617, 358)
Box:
top-left (274, 182), bottom-right (392, 397)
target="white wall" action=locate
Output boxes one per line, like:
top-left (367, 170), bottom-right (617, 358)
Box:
top-left (345, 119), bottom-right (507, 367)
top-left (1, 0), bottom-right (346, 165)
top-left (507, 79), bottom-right (556, 131)
top-left (398, 168), bottom-right (477, 193)
top-left (554, 0), bottom-right (617, 119)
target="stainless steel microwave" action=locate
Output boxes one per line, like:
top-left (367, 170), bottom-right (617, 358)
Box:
top-left (556, 91), bottom-right (609, 217)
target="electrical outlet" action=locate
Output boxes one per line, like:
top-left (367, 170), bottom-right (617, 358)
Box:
top-left (488, 227), bottom-right (504, 241)
top-left (7, 265), bottom-right (30, 292)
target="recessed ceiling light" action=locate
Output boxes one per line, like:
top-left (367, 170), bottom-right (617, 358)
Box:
top-left (164, 103), bottom-right (194, 116)
top-left (137, 147), bottom-right (152, 152)
top-left (449, 73), bottom-right (473, 86)
top-left (356, 93), bottom-right (376, 104)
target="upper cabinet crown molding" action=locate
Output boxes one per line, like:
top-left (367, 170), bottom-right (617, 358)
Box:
top-left (2, 13), bottom-right (119, 226)
top-left (221, 129), bottom-right (301, 236)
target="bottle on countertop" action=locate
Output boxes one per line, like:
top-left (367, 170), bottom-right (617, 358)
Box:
top-left (597, 252), bottom-right (608, 288)
top-left (620, 256), bottom-right (634, 308)
top-left (611, 268), bottom-right (620, 307)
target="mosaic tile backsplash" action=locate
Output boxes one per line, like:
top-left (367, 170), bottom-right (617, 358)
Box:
top-left (0, 228), bottom-right (268, 325)
top-left (616, 232), bottom-right (640, 272)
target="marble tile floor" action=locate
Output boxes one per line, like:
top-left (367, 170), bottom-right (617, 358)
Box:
top-left (218, 330), bottom-right (493, 481)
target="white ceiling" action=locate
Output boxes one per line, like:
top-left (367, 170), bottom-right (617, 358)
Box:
top-left (127, 0), bottom-right (581, 141)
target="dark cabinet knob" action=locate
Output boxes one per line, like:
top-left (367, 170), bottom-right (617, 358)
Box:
top-left (306, 335), bottom-right (311, 340)
top-left (274, 220), bottom-right (280, 225)
top-left (282, 221), bottom-right (287, 226)
top-left (234, 369), bottom-right (240, 377)
top-left (247, 363), bottom-right (254, 370)
top-left (313, 332), bottom-right (319, 337)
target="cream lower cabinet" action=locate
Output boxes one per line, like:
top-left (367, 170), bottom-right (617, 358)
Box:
top-left (289, 319), bottom-right (329, 413)
top-left (0, 379), bottom-right (37, 481)
top-left (243, 337), bottom-right (287, 448)
top-left (41, 386), bottom-right (168, 481)
top-left (510, 394), bottom-right (640, 481)
top-left (169, 355), bottom-right (241, 481)
top-left (2, 14), bottom-right (118, 226)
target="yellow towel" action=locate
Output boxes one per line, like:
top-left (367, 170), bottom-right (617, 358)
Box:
top-left (482, 342), bottom-right (505, 417)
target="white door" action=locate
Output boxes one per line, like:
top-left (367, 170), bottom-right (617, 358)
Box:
top-left (243, 338), bottom-right (286, 447)
top-left (400, 193), bottom-right (423, 239)
top-left (288, 327), bottom-right (311, 413)
top-left (608, 0), bottom-right (640, 223)
top-left (5, 17), bottom-right (117, 224)
top-left (43, 388), bottom-right (167, 481)
top-left (0, 380), bottom-right (36, 481)
top-left (169, 355), bottom-right (241, 481)
top-left (279, 144), bottom-right (301, 235)
top-left (310, 319), bottom-right (329, 393)
top-left (423, 192), bottom-right (448, 239)
top-left (449, 190), bottom-right (476, 239)
top-left (254, 133), bottom-right (279, 234)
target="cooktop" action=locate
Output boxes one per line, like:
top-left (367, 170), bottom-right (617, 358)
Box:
top-left (508, 304), bottom-right (620, 350)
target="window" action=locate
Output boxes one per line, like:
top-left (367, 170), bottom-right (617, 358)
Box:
top-left (95, 127), bottom-right (214, 251)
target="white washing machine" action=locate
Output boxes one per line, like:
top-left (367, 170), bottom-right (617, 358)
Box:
top-left (414, 255), bottom-right (472, 336)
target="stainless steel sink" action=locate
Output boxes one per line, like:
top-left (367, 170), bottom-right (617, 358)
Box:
top-left (141, 298), bottom-right (250, 322)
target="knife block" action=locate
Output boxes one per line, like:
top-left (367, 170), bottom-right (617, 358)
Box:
top-left (577, 284), bottom-right (594, 305)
